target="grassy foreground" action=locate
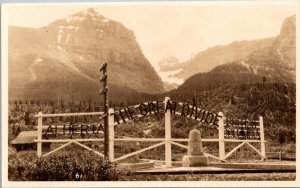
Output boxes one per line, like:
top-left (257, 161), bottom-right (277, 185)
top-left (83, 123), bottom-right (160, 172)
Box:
top-left (122, 173), bottom-right (296, 181)
top-left (9, 149), bottom-right (296, 181)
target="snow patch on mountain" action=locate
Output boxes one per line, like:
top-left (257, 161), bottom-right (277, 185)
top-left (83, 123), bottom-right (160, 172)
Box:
top-left (65, 33), bottom-right (71, 44)
top-left (65, 16), bottom-right (86, 23)
top-left (102, 19), bottom-right (111, 23)
top-left (29, 58), bottom-right (43, 81)
top-left (65, 25), bottom-right (80, 31)
top-left (57, 27), bottom-right (63, 43)
top-left (240, 60), bottom-right (251, 71)
top-left (159, 69), bottom-right (184, 85)
top-left (63, 8), bottom-right (104, 23)
top-left (56, 45), bottom-right (63, 51)
top-left (35, 58), bottom-right (43, 63)
top-left (57, 25), bottom-right (80, 44)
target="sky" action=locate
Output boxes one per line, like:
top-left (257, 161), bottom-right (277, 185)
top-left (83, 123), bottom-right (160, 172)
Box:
top-left (5, 2), bottom-right (296, 70)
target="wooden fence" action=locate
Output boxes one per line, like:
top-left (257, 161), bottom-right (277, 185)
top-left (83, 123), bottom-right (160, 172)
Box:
top-left (34, 97), bottom-right (266, 166)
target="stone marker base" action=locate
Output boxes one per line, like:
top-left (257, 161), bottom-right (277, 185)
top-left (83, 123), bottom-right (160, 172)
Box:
top-left (182, 155), bottom-right (209, 167)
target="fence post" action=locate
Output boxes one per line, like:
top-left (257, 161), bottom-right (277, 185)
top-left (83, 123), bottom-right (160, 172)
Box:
top-left (218, 112), bottom-right (225, 161)
top-left (164, 97), bottom-right (172, 167)
top-left (259, 116), bottom-right (266, 160)
top-left (279, 151), bottom-right (282, 161)
top-left (108, 108), bottom-right (114, 162)
top-left (37, 112), bottom-right (43, 157)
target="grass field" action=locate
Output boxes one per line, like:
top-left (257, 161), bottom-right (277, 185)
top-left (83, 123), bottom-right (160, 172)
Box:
top-left (9, 148), bottom-right (296, 181)
top-left (122, 173), bottom-right (296, 181)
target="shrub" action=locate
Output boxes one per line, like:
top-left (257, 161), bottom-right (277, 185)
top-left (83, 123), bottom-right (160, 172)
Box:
top-left (8, 150), bottom-right (129, 181)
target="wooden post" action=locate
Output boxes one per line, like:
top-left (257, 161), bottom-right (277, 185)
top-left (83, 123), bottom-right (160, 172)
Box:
top-left (164, 97), bottom-right (172, 167)
top-left (279, 151), bottom-right (282, 161)
top-left (259, 116), bottom-right (266, 160)
top-left (218, 112), bottom-right (225, 160)
top-left (37, 112), bottom-right (43, 157)
top-left (99, 63), bottom-right (108, 158)
top-left (108, 108), bottom-right (114, 162)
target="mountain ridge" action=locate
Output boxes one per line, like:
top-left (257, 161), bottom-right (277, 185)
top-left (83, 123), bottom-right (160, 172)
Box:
top-left (9, 8), bottom-right (164, 102)
top-left (158, 15), bottom-right (295, 85)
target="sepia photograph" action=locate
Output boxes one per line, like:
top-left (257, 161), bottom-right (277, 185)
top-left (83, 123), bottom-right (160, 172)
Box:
top-left (1, 1), bottom-right (299, 187)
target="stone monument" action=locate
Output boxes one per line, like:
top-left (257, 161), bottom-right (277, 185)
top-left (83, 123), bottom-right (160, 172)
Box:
top-left (182, 129), bottom-right (209, 167)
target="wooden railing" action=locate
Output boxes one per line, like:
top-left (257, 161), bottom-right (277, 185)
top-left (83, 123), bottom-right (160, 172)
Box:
top-left (34, 97), bottom-right (266, 166)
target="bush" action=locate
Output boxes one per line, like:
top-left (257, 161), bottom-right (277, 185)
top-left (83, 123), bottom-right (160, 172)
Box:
top-left (8, 150), bottom-right (129, 181)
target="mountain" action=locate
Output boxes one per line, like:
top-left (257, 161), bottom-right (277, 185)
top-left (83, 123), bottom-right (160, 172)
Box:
top-left (8, 8), bottom-right (164, 102)
top-left (245, 15), bottom-right (296, 82)
top-left (158, 56), bottom-right (183, 72)
top-left (169, 61), bottom-right (264, 97)
top-left (169, 15), bottom-right (295, 98)
top-left (157, 56), bottom-right (183, 90)
top-left (173, 15), bottom-right (295, 81)
top-left (162, 81), bottom-right (179, 91)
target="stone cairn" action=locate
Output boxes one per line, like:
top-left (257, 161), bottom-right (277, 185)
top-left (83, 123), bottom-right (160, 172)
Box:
top-left (182, 129), bottom-right (209, 167)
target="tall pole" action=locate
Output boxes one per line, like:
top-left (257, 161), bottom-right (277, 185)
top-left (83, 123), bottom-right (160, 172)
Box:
top-left (99, 63), bottom-right (109, 158)
top-left (108, 108), bottom-right (114, 161)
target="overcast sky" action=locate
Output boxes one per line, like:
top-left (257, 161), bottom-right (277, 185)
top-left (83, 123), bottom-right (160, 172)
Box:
top-left (6, 2), bottom-right (296, 70)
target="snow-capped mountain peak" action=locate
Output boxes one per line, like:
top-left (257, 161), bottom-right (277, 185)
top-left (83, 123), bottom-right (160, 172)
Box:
top-left (62, 8), bottom-right (112, 24)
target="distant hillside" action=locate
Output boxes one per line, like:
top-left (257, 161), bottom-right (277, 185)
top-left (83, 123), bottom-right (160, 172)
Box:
top-left (170, 62), bottom-right (263, 96)
top-left (173, 15), bottom-right (295, 81)
top-left (118, 83), bottom-right (295, 148)
top-left (9, 8), bottom-right (164, 102)
top-left (160, 83), bottom-right (295, 144)
top-left (169, 15), bottom-right (295, 97)
top-left (176, 38), bottom-right (274, 80)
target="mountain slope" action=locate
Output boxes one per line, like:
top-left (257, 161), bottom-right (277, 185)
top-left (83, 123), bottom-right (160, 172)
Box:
top-left (168, 15), bottom-right (295, 98)
top-left (169, 83), bottom-right (295, 143)
top-left (9, 8), bottom-right (164, 102)
top-left (245, 15), bottom-right (296, 82)
top-left (174, 15), bottom-right (295, 81)
top-left (118, 83), bottom-right (295, 147)
top-left (169, 61), bottom-right (264, 97)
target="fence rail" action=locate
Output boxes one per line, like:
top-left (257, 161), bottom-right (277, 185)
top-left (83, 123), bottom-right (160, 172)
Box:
top-left (34, 96), bottom-right (266, 165)
top-left (35, 112), bottom-right (104, 118)
top-left (266, 152), bottom-right (296, 161)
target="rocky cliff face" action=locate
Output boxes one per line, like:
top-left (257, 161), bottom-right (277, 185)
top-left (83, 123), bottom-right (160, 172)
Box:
top-left (173, 15), bottom-right (295, 82)
top-left (9, 8), bottom-right (164, 101)
top-left (245, 15), bottom-right (296, 82)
